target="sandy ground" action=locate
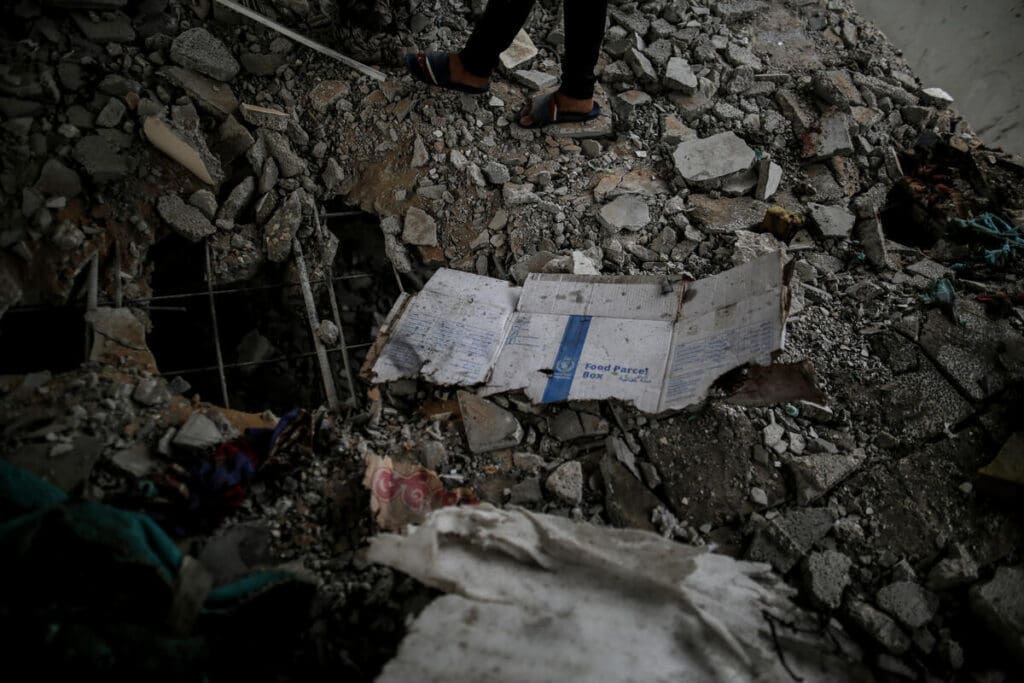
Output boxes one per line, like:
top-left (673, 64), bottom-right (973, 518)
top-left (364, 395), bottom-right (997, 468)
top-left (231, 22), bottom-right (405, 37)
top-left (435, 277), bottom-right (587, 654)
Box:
top-left (855, 0), bottom-right (1024, 156)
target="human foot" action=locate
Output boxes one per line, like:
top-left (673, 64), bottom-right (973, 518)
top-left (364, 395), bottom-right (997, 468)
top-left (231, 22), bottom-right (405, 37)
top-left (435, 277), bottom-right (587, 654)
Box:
top-left (519, 91), bottom-right (600, 128)
top-left (404, 51), bottom-right (490, 94)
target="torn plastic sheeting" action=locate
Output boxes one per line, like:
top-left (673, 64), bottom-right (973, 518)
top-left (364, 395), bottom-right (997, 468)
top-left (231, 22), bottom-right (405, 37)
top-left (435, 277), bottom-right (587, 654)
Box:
top-left (363, 454), bottom-right (478, 531)
top-left (368, 506), bottom-right (868, 682)
top-left (365, 252), bottom-right (790, 413)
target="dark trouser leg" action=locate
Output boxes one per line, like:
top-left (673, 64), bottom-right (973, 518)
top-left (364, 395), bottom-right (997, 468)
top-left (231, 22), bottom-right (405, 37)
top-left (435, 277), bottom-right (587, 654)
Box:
top-left (460, 0), bottom-right (538, 79)
top-left (560, 0), bottom-right (608, 100)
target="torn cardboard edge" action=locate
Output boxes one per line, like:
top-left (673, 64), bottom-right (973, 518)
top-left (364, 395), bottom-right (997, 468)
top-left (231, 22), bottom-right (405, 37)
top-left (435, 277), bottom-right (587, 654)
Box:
top-left (363, 251), bottom-right (793, 413)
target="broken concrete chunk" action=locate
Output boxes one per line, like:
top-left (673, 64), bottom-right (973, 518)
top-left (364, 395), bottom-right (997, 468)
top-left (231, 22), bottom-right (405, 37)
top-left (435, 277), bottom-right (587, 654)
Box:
top-left (215, 115), bottom-right (254, 166)
top-left (803, 111), bottom-right (854, 160)
top-left (458, 391), bottom-right (523, 453)
top-left (143, 116), bottom-right (223, 186)
top-left (545, 460), bottom-right (583, 505)
top-left (170, 27), bottom-right (240, 82)
top-left (754, 158), bottom-right (782, 201)
top-left (804, 550), bottom-right (852, 610)
top-left (788, 449), bottom-right (866, 504)
top-left (173, 412), bottom-right (224, 451)
top-left (72, 134), bottom-right (130, 183)
top-left (877, 581), bottom-right (939, 629)
top-left (263, 190), bottom-right (303, 262)
top-left (600, 455), bottom-right (659, 531)
top-left (188, 189), bottom-right (218, 220)
top-left (161, 66), bottom-right (238, 117)
top-left (71, 11), bottom-right (135, 43)
top-left (746, 507), bottom-right (835, 574)
top-left (970, 565), bottom-right (1024, 662)
top-left (688, 194), bottom-right (768, 233)
top-left (664, 57), bottom-right (698, 93)
top-left (597, 194), bottom-right (650, 232)
top-left (513, 69), bottom-right (557, 90)
top-left (35, 158), bottom-right (82, 197)
top-left (86, 307), bottom-right (158, 371)
top-left (846, 599), bottom-right (912, 654)
top-left (499, 29), bottom-right (537, 70)
top-left (307, 80), bottom-right (347, 113)
top-left (240, 102), bottom-right (289, 131)
top-left (808, 202), bottom-right (856, 238)
top-left (812, 70), bottom-right (863, 108)
top-left (673, 132), bottom-right (755, 187)
top-left (402, 207), bottom-right (438, 247)
top-left (217, 176), bottom-right (256, 223)
top-left (157, 194), bottom-right (217, 242)
top-left (262, 130), bottom-right (304, 178)
top-left (133, 377), bottom-right (171, 406)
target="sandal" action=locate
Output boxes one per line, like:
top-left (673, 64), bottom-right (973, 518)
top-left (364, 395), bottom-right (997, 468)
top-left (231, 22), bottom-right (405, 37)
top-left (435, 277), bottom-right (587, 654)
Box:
top-left (404, 51), bottom-right (490, 95)
top-left (518, 91), bottom-right (602, 129)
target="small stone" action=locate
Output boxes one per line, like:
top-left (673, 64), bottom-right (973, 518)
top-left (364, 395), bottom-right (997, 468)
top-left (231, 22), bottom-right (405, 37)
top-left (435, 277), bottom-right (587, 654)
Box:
top-left (750, 486), bottom-right (768, 506)
top-left (188, 189), bottom-right (218, 220)
top-left (970, 565), bottom-right (1024, 662)
top-left (921, 87), bottom-right (954, 108)
top-left (788, 449), bottom-right (867, 504)
top-left (402, 207), bottom-right (438, 246)
top-left (513, 69), bottom-right (557, 90)
top-left (545, 461), bottom-right (583, 505)
top-left (499, 29), bottom-right (538, 70)
top-left (597, 195), bottom-right (650, 232)
top-left (877, 581), bottom-right (939, 629)
top-left (513, 452), bottom-right (544, 472)
top-left (673, 132), bottom-right (755, 187)
top-left (157, 194), bottom-right (216, 242)
top-left (35, 159), bottom-right (81, 197)
top-left (458, 391), bottom-right (523, 453)
top-left (805, 550), bottom-right (852, 610)
top-left (809, 202), bottom-right (856, 238)
top-left (411, 136), bottom-right (429, 168)
top-left (133, 377), bottom-right (171, 406)
top-left (419, 440), bottom-right (448, 470)
top-left (172, 412), bottom-right (223, 451)
top-left (763, 421), bottom-right (785, 448)
top-left (170, 27), bottom-right (240, 82)
top-left (482, 161), bottom-right (510, 185)
top-left (755, 158), bottom-right (783, 200)
top-left (503, 183), bottom-right (539, 206)
top-left (581, 139), bottom-right (602, 158)
top-left (846, 599), bottom-right (912, 654)
top-left (624, 48), bottom-right (657, 84)
top-left (263, 190), bottom-right (302, 262)
top-left (72, 134), bottom-right (129, 183)
top-left (262, 130), bottom-right (304, 178)
top-left (812, 70), bottom-right (862, 108)
top-left (510, 476), bottom-right (543, 505)
top-left (96, 97), bottom-right (126, 127)
top-left (239, 103), bottom-right (289, 131)
top-left (307, 80), bottom-right (347, 113)
top-left (217, 177), bottom-right (256, 223)
top-left (664, 57), bottom-right (698, 93)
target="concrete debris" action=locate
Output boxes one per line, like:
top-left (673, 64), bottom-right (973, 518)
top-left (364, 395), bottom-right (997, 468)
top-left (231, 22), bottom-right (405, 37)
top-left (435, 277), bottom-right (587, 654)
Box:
top-left (876, 581), bottom-right (939, 629)
top-left (170, 27), bottom-right (240, 82)
top-left (263, 190), bottom-right (302, 262)
top-left (513, 69), bottom-right (557, 90)
top-left (545, 460), bottom-right (583, 506)
top-left (161, 66), bottom-right (238, 117)
top-left (597, 194), bottom-right (650, 232)
top-left (747, 507), bottom-right (836, 574)
top-left (755, 158), bottom-right (783, 201)
top-left (498, 29), bottom-right (537, 70)
top-left (788, 450), bottom-right (867, 504)
top-left (240, 103), bottom-right (290, 131)
top-left (457, 391), bottom-right (523, 454)
top-left (143, 116), bottom-right (223, 185)
top-left (673, 132), bottom-right (755, 187)
top-left (970, 565), bottom-right (1024, 663)
top-left (157, 194), bottom-right (216, 242)
top-left (805, 550), bottom-right (852, 610)
top-left (402, 207), bottom-right (438, 247)
top-left (846, 599), bottom-right (912, 655)
top-left (664, 57), bottom-right (697, 93)
top-left (35, 159), bottom-right (82, 197)
top-left (809, 202), bottom-right (857, 238)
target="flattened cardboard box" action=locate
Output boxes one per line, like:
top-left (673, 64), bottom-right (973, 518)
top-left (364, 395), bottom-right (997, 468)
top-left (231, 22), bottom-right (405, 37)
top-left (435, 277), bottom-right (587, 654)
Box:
top-left (363, 251), bottom-right (790, 413)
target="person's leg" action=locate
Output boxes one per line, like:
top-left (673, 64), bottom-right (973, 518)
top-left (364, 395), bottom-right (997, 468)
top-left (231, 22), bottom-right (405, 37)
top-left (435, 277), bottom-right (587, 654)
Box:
top-left (559, 0), bottom-right (608, 100)
top-left (520, 0), bottom-right (607, 124)
top-left (459, 0), bottom-right (538, 80)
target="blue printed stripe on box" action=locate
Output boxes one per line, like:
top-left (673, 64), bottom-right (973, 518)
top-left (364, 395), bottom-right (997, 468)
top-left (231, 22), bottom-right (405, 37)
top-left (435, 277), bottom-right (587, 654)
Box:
top-left (541, 315), bottom-right (592, 403)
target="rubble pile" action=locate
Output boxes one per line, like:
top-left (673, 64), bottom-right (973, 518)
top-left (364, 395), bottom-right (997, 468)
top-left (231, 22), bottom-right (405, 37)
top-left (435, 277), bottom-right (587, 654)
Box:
top-left (1, 0), bottom-right (1023, 680)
